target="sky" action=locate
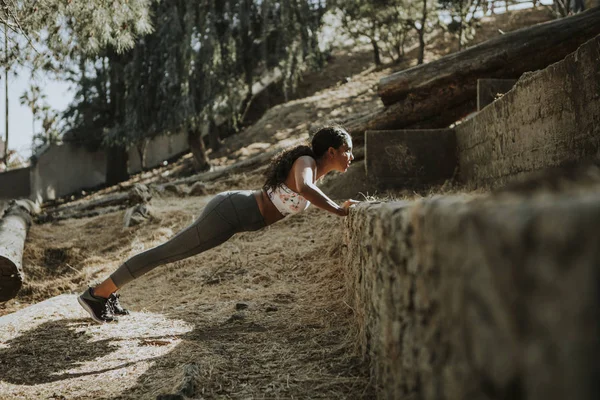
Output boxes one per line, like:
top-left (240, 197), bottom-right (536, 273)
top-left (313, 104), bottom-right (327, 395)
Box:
top-left (1, 70), bottom-right (72, 160)
top-left (0, 0), bottom-right (552, 161)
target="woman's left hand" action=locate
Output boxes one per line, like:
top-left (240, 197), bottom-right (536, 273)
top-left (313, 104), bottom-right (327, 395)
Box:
top-left (340, 199), bottom-right (360, 215)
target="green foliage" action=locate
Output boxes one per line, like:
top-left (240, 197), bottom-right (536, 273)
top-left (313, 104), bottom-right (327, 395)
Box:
top-left (59, 0), bottom-right (328, 151)
top-left (1, 0), bottom-right (154, 60)
top-left (335, 0), bottom-right (436, 65)
top-left (438, 0), bottom-right (483, 50)
top-left (19, 82), bottom-right (62, 154)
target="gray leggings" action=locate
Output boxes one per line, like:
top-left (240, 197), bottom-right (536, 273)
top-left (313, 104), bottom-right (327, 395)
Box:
top-left (110, 190), bottom-right (266, 288)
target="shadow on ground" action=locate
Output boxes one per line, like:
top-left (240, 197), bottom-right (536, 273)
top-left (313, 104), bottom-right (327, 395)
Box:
top-left (0, 319), bottom-right (144, 385)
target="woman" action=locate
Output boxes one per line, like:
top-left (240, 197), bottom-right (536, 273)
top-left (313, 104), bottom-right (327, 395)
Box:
top-left (78, 125), bottom-right (358, 323)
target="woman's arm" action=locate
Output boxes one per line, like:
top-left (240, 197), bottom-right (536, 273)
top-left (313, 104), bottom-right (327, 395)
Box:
top-left (292, 156), bottom-right (353, 216)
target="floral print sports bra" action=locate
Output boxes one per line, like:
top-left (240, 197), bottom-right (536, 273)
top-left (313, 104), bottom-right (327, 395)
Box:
top-left (266, 183), bottom-right (311, 216)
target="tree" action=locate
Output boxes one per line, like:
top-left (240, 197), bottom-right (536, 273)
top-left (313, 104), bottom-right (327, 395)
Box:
top-left (18, 83), bottom-right (43, 141)
top-left (1, 0), bottom-right (153, 57)
top-left (336, 0), bottom-right (436, 66)
top-left (53, 1), bottom-right (329, 179)
top-left (0, 0), bottom-right (154, 181)
top-left (439, 0), bottom-right (483, 51)
top-left (405, 0), bottom-right (434, 64)
top-left (336, 0), bottom-right (387, 65)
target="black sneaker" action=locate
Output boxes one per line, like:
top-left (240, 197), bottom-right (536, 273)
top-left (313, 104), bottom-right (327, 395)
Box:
top-left (78, 288), bottom-right (119, 323)
top-left (108, 293), bottom-right (130, 315)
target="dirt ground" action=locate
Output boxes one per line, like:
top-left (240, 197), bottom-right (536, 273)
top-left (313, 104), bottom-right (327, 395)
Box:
top-left (0, 7), bottom-right (553, 400)
top-left (1, 196), bottom-right (371, 399)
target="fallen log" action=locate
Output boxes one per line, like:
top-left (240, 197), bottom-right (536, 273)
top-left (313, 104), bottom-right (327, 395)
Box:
top-left (164, 148), bottom-right (282, 187)
top-left (40, 205), bottom-right (128, 223)
top-left (346, 99), bottom-right (476, 141)
top-left (39, 184), bottom-right (152, 222)
top-left (0, 200), bottom-right (40, 301)
top-left (379, 8), bottom-right (600, 106)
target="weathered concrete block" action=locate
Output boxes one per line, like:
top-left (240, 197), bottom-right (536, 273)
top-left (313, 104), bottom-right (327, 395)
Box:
top-left (0, 167), bottom-right (31, 199)
top-left (477, 78), bottom-right (517, 111)
top-left (457, 36), bottom-right (600, 188)
top-left (128, 131), bottom-right (189, 174)
top-left (343, 184), bottom-right (600, 400)
top-left (30, 144), bottom-right (107, 202)
top-left (365, 129), bottom-right (457, 188)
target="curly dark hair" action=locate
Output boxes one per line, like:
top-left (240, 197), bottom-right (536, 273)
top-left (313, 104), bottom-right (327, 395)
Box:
top-left (263, 125), bottom-right (350, 191)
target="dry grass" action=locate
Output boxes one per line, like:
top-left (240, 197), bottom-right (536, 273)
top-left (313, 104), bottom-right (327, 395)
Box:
top-left (0, 194), bottom-right (373, 399)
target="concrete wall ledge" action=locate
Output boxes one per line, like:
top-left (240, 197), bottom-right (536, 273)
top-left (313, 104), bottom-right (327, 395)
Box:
top-left (343, 186), bottom-right (600, 399)
top-left (365, 129), bottom-right (457, 188)
top-left (457, 35), bottom-right (600, 188)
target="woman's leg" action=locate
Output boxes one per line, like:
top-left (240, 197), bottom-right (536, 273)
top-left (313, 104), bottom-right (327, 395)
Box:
top-left (79, 191), bottom-right (266, 322)
top-left (110, 192), bottom-right (240, 289)
top-left (94, 190), bottom-right (267, 296)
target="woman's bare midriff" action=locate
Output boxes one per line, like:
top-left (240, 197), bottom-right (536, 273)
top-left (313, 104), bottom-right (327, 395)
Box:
top-left (253, 189), bottom-right (286, 226)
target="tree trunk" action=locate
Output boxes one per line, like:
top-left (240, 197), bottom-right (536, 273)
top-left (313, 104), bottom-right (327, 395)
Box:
top-left (378, 7), bottom-right (600, 106)
top-left (188, 127), bottom-right (211, 172)
top-left (0, 200), bottom-right (39, 301)
top-left (458, 12), bottom-right (464, 50)
top-left (371, 38), bottom-right (382, 66)
top-left (106, 145), bottom-right (129, 186)
top-left (418, 0), bottom-right (428, 64)
top-left (208, 116), bottom-right (222, 152)
top-left (136, 140), bottom-right (147, 171)
top-left (3, 25), bottom-right (8, 172)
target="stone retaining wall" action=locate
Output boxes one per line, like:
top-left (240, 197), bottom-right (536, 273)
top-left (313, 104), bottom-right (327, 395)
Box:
top-left (343, 185), bottom-right (600, 399)
top-left (456, 35), bottom-right (600, 188)
top-left (31, 144), bottom-right (107, 202)
top-left (128, 131), bottom-right (189, 174)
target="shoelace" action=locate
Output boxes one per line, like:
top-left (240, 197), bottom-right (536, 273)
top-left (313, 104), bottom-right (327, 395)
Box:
top-left (103, 298), bottom-right (117, 317)
top-left (108, 294), bottom-right (126, 313)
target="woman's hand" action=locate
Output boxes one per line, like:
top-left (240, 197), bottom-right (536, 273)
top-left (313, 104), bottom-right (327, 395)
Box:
top-left (339, 199), bottom-right (360, 216)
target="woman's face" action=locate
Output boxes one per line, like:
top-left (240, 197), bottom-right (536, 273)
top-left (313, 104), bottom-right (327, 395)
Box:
top-left (331, 138), bottom-right (354, 172)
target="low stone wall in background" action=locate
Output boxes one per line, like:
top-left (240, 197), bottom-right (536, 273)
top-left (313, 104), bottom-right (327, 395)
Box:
top-left (128, 131), bottom-right (189, 174)
top-left (343, 184), bottom-right (600, 399)
top-left (456, 35), bottom-right (600, 188)
top-left (30, 144), bottom-right (107, 202)
top-left (26, 131), bottom-right (190, 203)
top-left (0, 167), bottom-right (31, 199)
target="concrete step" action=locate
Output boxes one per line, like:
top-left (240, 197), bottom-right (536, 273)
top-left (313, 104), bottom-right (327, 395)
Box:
top-left (477, 78), bottom-right (517, 111)
top-left (457, 37), bottom-right (600, 188)
top-left (365, 129), bottom-right (456, 188)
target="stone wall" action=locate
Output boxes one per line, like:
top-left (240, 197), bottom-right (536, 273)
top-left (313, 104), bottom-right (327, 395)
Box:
top-left (30, 144), bottom-right (107, 202)
top-left (0, 167), bottom-right (31, 199)
top-left (128, 131), bottom-right (188, 174)
top-left (343, 185), bottom-right (600, 399)
top-left (456, 35), bottom-right (600, 188)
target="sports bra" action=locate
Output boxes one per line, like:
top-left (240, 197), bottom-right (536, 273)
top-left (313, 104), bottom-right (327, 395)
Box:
top-left (266, 183), bottom-right (311, 216)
